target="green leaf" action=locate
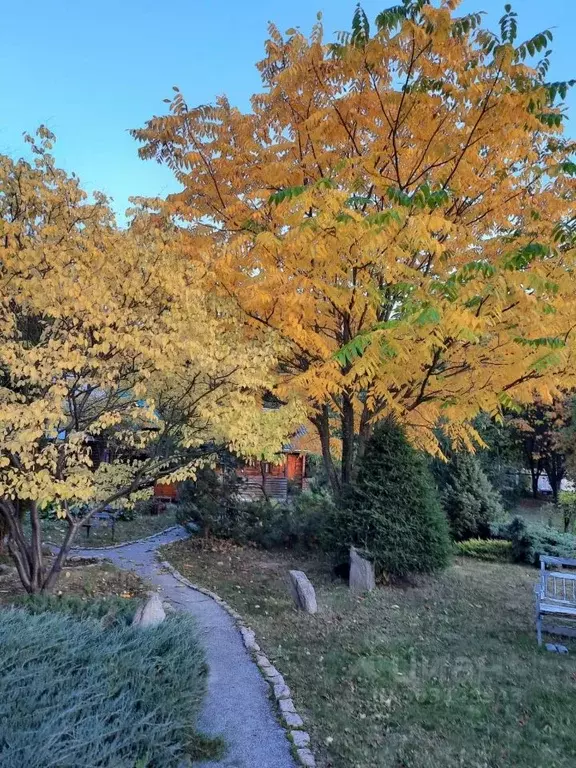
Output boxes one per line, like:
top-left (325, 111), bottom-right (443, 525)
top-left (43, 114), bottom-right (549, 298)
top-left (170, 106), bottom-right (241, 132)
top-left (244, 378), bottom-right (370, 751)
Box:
top-left (503, 242), bottom-right (551, 270)
top-left (415, 305), bottom-right (441, 326)
top-left (514, 336), bottom-right (566, 349)
top-left (364, 210), bottom-right (402, 228)
top-left (458, 260), bottom-right (497, 281)
top-left (268, 186), bottom-right (306, 205)
top-left (531, 350), bottom-right (563, 372)
top-left (334, 334), bottom-right (371, 366)
top-left (351, 4), bottom-right (371, 46)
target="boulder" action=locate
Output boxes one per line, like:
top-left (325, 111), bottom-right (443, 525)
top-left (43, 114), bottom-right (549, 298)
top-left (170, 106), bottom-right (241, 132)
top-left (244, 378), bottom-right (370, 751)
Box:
top-left (132, 593), bottom-right (166, 628)
top-left (349, 547), bottom-right (375, 593)
top-left (289, 570), bottom-right (318, 614)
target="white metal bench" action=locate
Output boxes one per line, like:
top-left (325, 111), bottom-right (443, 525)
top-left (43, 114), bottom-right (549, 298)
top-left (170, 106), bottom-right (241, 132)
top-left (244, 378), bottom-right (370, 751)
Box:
top-left (535, 555), bottom-right (576, 645)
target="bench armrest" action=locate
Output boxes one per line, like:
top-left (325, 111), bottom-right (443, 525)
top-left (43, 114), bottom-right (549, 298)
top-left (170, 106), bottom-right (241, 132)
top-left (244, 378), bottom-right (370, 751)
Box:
top-left (540, 555), bottom-right (576, 569)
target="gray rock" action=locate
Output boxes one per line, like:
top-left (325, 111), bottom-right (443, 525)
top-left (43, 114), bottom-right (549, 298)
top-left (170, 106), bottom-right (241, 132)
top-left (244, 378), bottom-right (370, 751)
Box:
top-left (132, 593), bottom-right (166, 628)
top-left (291, 730), bottom-right (310, 747)
top-left (297, 748), bottom-right (316, 767)
top-left (274, 682), bottom-right (291, 699)
top-left (283, 711), bottom-right (304, 728)
top-left (279, 697), bottom-right (296, 714)
top-left (349, 547), bottom-right (375, 593)
top-left (240, 626), bottom-right (260, 651)
top-left (262, 664), bottom-right (281, 680)
top-left (289, 570), bottom-right (318, 614)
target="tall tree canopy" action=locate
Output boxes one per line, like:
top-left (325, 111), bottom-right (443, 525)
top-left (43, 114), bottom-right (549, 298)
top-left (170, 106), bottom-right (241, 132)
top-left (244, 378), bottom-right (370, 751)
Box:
top-left (0, 129), bottom-right (296, 592)
top-left (507, 394), bottom-right (574, 503)
top-left (134, 0), bottom-right (576, 491)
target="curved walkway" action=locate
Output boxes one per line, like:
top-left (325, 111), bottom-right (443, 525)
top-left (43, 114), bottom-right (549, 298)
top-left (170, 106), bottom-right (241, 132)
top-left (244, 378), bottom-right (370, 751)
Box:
top-left (73, 527), bottom-right (297, 768)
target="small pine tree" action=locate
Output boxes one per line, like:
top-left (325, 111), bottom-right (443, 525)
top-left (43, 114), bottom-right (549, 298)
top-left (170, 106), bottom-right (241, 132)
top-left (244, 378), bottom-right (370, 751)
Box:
top-left (335, 420), bottom-right (451, 578)
top-left (439, 453), bottom-right (504, 541)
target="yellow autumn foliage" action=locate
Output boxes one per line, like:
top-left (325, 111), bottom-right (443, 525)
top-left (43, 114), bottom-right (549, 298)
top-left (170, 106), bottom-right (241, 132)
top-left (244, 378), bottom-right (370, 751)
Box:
top-left (0, 128), bottom-right (299, 524)
top-left (134, 1), bottom-right (576, 488)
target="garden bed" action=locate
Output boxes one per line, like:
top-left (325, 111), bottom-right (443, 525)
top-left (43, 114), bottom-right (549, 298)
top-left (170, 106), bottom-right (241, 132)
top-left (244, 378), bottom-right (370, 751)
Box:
top-left (162, 539), bottom-right (576, 768)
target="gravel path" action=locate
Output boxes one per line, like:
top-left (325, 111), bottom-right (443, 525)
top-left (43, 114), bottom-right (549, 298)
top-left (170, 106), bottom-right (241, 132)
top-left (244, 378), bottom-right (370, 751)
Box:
top-left (73, 527), bottom-right (297, 768)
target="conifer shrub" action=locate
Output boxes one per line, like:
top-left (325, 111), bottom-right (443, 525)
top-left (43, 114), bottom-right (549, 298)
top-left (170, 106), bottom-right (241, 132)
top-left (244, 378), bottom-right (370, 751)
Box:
top-left (455, 538), bottom-right (513, 562)
top-left (176, 467), bottom-right (240, 536)
top-left (0, 609), bottom-right (221, 767)
top-left (11, 593), bottom-right (139, 626)
top-left (333, 420), bottom-right (451, 578)
top-left (491, 516), bottom-right (576, 566)
top-left (438, 453), bottom-right (504, 541)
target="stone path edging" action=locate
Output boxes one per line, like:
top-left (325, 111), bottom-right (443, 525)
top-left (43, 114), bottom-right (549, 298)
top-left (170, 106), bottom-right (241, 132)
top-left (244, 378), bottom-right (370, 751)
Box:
top-left (65, 525), bottom-right (183, 552)
top-left (158, 556), bottom-right (316, 768)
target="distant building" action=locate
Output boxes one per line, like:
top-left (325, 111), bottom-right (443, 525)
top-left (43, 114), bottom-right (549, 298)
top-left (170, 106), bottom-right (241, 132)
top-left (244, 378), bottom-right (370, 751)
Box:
top-left (235, 425), bottom-right (315, 502)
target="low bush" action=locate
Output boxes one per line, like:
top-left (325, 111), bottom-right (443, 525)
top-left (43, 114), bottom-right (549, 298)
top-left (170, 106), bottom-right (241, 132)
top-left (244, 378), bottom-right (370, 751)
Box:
top-left (241, 492), bottom-right (335, 550)
top-left (491, 516), bottom-right (576, 565)
top-left (0, 609), bottom-right (221, 767)
top-left (334, 420), bottom-right (451, 578)
top-left (176, 468), bottom-right (240, 536)
top-left (178, 465), bottom-right (335, 551)
top-left (455, 538), bottom-right (513, 562)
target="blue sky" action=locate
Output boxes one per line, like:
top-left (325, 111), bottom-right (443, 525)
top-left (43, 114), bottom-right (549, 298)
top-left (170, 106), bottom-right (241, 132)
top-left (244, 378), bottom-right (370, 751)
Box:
top-left (1, 0), bottom-right (574, 217)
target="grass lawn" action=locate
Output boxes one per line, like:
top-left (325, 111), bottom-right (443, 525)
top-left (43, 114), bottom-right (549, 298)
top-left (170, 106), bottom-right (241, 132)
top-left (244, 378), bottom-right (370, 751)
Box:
top-left (162, 539), bottom-right (576, 768)
top-left (510, 497), bottom-right (567, 530)
top-left (35, 507), bottom-right (178, 548)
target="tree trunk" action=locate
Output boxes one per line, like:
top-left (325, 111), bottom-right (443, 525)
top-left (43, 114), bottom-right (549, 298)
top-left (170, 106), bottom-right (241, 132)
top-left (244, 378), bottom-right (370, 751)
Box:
top-left (357, 405), bottom-right (372, 466)
top-left (1, 498), bottom-right (78, 593)
top-left (545, 454), bottom-right (564, 506)
top-left (341, 392), bottom-right (355, 488)
top-left (259, 460), bottom-right (270, 502)
top-left (42, 518), bottom-right (79, 592)
top-left (312, 406), bottom-right (340, 495)
top-left (529, 462), bottom-right (541, 500)
top-left (531, 471), bottom-right (539, 499)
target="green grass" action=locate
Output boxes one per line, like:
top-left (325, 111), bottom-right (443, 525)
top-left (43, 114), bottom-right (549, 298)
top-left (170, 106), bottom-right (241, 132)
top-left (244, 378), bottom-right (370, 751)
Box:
top-left (36, 507), bottom-right (178, 548)
top-left (161, 540), bottom-right (576, 768)
top-left (511, 497), bottom-right (564, 530)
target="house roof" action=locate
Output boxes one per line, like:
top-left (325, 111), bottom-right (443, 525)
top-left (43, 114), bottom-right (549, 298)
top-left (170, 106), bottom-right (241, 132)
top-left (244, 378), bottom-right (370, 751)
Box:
top-left (282, 424), bottom-right (321, 454)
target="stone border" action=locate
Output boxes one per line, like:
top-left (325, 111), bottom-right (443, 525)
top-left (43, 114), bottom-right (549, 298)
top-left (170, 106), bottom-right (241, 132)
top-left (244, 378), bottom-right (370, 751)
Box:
top-left (64, 525), bottom-right (183, 552)
top-left (158, 557), bottom-right (316, 768)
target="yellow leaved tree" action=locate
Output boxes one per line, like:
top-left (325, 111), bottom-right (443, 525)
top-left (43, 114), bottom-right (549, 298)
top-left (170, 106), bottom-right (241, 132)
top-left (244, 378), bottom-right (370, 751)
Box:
top-left (133, 0), bottom-right (576, 492)
top-left (0, 128), bottom-right (298, 592)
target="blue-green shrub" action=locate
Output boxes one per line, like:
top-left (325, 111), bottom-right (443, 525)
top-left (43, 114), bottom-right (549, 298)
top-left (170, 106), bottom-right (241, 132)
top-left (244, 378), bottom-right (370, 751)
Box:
top-left (491, 516), bottom-right (576, 565)
top-left (11, 594), bottom-right (139, 626)
top-left (0, 609), bottom-right (221, 767)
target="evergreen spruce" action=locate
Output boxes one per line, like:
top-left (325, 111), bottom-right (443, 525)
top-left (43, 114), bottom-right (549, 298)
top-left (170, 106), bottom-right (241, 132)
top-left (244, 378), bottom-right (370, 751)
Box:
top-left (440, 453), bottom-right (504, 541)
top-left (336, 420), bottom-right (451, 578)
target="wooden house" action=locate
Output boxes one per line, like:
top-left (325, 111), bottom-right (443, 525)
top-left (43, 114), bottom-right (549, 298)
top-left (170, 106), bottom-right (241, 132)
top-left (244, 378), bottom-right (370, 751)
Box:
top-left (236, 425), bottom-right (313, 502)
